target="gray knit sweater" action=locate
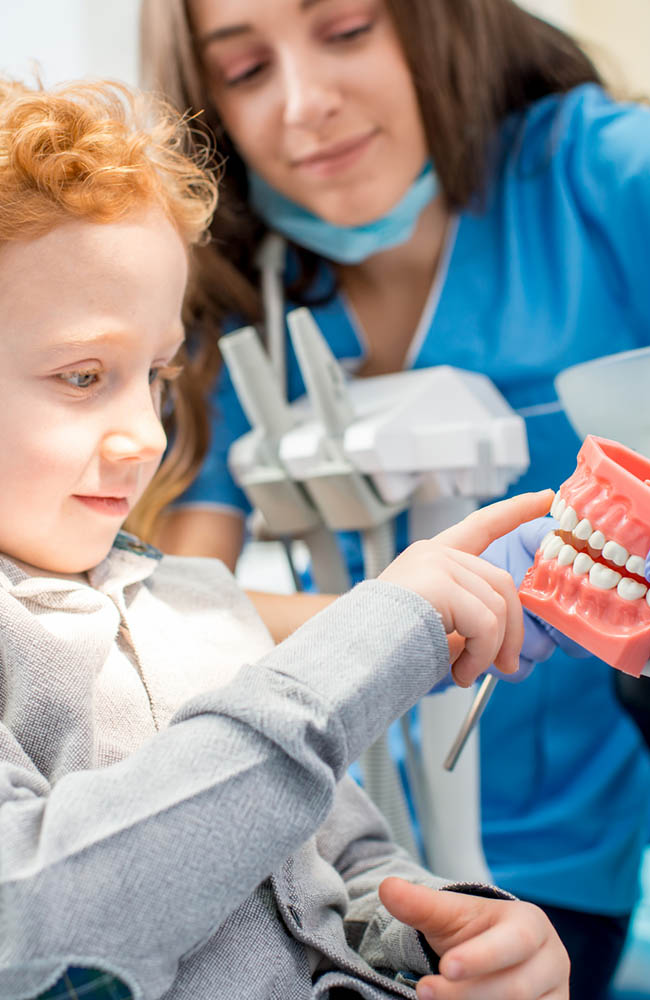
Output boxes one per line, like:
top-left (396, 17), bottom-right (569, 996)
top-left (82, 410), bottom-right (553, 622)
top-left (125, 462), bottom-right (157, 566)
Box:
top-left (0, 534), bottom-right (489, 1000)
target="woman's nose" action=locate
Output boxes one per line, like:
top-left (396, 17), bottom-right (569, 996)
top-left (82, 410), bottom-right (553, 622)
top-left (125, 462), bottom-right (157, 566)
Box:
top-left (280, 52), bottom-right (341, 130)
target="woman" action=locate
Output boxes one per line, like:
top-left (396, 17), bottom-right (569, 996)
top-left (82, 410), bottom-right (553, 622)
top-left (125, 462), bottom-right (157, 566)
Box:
top-left (140, 2), bottom-right (650, 997)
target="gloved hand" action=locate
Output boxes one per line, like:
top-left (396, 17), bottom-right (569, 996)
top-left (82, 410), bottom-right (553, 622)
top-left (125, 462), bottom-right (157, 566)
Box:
top-left (481, 515), bottom-right (590, 683)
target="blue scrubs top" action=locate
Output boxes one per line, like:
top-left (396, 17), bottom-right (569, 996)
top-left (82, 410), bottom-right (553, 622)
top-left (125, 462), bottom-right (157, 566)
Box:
top-left (180, 84), bottom-right (650, 914)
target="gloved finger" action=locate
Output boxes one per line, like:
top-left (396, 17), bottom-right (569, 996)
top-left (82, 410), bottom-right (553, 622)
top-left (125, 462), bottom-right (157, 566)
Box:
top-left (481, 516), bottom-right (558, 587)
top-left (517, 515), bottom-right (560, 562)
top-left (520, 610), bottom-right (559, 663)
top-left (488, 656), bottom-right (535, 684)
top-left (538, 621), bottom-right (593, 659)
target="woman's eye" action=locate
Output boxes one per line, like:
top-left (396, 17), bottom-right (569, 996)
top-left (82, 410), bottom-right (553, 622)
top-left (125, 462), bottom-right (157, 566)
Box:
top-left (58, 370), bottom-right (99, 389)
top-left (224, 61), bottom-right (267, 87)
top-left (328, 21), bottom-right (373, 43)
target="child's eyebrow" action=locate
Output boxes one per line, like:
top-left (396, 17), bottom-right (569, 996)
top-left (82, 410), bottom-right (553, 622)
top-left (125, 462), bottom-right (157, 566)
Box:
top-left (43, 328), bottom-right (185, 357)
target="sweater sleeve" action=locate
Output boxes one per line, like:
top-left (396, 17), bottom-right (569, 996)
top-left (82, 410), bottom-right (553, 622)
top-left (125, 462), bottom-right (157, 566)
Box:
top-left (0, 580), bottom-right (449, 1000)
top-left (316, 777), bottom-right (514, 982)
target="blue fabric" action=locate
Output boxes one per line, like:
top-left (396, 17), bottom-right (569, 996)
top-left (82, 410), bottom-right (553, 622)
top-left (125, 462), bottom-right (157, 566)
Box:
top-left (35, 968), bottom-right (131, 999)
top-left (249, 162), bottom-right (438, 263)
top-left (179, 84), bottom-right (650, 914)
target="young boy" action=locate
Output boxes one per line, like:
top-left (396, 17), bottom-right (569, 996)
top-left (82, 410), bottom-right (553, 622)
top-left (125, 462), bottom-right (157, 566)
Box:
top-left (0, 78), bottom-right (566, 1000)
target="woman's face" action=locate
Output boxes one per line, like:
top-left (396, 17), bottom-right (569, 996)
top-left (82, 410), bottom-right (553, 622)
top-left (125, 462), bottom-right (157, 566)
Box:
top-left (190, 0), bottom-right (428, 226)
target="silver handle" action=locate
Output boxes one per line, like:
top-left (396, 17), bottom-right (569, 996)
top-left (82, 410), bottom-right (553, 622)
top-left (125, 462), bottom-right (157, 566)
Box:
top-left (443, 674), bottom-right (499, 771)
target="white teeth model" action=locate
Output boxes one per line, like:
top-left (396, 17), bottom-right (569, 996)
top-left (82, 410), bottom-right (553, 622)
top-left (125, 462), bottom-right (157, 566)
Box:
top-left (602, 540), bottom-right (629, 566)
top-left (551, 495), bottom-right (567, 520)
top-left (559, 506), bottom-right (579, 532)
top-left (589, 530), bottom-right (606, 551)
top-left (617, 578), bottom-right (648, 602)
top-left (574, 518), bottom-right (593, 541)
top-left (541, 535), bottom-right (564, 560)
top-left (626, 555), bottom-right (646, 577)
top-left (558, 544), bottom-right (578, 566)
top-left (573, 553), bottom-right (594, 575)
top-left (589, 564), bottom-right (622, 590)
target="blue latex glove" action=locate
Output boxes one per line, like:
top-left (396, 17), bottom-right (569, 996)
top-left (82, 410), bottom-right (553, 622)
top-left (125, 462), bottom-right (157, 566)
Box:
top-left (481, 515), bottom-right (590, 683)
top-left (645, 549), bottom-right (650, 584)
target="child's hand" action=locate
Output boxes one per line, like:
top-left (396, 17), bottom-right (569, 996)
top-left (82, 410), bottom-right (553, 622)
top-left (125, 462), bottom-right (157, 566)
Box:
top-left (378, 491), bottom-right (554, 687)
top-left (379, 877), bottom-right (570, 1000)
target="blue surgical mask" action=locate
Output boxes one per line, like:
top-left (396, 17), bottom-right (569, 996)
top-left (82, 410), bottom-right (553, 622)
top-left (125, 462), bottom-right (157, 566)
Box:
top-left (249, 162), bottom-right (438, 265)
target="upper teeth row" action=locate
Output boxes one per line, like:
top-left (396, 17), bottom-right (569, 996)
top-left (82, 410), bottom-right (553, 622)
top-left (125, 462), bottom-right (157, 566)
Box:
top-left (549, 495), bottom-right (646, 577)
top-left (540, 529), bottom-right (649, 603)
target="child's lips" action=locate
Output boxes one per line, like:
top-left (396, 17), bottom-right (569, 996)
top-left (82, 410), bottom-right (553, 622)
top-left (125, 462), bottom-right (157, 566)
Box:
top-left (73, 495), bottom-right (131, 516)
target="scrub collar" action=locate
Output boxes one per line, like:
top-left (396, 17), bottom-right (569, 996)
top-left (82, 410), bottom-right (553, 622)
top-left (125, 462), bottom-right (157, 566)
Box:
top-left (249, 162), bottom-right (438, 265)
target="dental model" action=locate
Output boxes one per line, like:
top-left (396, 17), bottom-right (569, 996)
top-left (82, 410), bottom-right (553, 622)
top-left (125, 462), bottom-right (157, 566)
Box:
top-left (519, 436), bottom-right (650, 677)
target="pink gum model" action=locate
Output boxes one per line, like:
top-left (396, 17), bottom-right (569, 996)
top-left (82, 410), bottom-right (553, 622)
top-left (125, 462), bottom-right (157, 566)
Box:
top-left (519, 436), bottom-right (650, 677)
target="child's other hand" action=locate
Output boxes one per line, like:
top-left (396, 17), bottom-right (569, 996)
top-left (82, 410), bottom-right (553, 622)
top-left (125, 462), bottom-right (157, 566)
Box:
top-left (378, 491), bottom-right (554, 687)
top-left (379, 877), bottom-right (570, 1000)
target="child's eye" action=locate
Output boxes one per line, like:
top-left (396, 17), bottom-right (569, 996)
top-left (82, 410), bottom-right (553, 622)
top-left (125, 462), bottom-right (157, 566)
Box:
top-left (57, 370), bottom-right (100, 389)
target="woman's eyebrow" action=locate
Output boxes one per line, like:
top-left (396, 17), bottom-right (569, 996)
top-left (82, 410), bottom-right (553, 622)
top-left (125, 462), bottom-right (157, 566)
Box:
top-left (197, 23), bottom-right (251, 47)
top-left (197, 0), bottom-right (331, 47)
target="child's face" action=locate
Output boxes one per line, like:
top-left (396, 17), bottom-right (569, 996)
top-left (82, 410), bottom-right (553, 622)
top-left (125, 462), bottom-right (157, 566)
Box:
top-left (0, 208), bottom-right (188, 575)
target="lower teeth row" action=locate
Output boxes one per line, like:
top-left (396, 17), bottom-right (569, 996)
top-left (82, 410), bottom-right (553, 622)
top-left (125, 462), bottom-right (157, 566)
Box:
top-left (539, 533), bottom-right (649, 603)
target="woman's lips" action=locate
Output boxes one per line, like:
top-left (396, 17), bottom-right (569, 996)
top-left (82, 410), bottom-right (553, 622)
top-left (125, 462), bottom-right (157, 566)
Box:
top-left (73, 495), bottom-right (130, 516)
top-left (293, 130), bottom-right (378, 176)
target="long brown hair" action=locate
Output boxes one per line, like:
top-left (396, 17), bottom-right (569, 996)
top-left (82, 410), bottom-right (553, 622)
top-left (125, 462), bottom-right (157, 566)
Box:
top-left (139, 0), bottom-right (602, 528)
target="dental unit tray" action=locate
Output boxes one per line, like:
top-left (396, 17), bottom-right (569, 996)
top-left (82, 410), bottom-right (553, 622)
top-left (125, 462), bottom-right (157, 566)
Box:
top-left (555, 346), bottom-right (650, 458)
top-left (222, 308), bottom-right (529, 539)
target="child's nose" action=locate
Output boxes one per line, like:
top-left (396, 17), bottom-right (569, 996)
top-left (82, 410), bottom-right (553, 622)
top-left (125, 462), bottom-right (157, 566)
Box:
top-left (101, 403), bottom-right (167, 464)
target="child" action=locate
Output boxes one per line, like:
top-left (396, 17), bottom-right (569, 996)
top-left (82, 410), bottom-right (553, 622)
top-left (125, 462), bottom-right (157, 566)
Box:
top-left (0, 78), bottom-right (566, 1000)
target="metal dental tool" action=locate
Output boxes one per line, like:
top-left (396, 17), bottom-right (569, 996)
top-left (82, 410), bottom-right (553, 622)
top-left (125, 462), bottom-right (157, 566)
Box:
top-left (443, 675), bottom-right (499, 771)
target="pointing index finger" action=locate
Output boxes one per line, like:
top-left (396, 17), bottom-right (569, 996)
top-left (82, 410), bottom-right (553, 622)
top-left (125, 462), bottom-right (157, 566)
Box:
top-left (434, 491), bottom-right (554, 557)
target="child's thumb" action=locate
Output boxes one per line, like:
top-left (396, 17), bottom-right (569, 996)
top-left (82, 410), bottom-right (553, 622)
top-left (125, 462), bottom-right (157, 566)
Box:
top-left (379, 878), bottom-right (483, 952)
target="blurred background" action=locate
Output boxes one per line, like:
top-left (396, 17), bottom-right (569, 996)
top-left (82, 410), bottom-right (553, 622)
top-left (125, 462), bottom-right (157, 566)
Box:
top-left (1, 2), bottom-right (649, 997)
top-left (1, 1), bottom-right (650, 96)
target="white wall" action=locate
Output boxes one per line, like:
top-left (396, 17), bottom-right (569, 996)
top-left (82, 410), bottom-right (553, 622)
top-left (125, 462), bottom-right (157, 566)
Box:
top-left (0, 0), bottom-right (140, 86)
top-left (518, 0), bottom-right (573, 29)
top-left (2, 1), bottom-right (647, 97)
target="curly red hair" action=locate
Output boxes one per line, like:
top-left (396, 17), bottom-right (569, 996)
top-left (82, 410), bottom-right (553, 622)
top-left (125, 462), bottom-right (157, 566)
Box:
top-left (0, 77), bottom-right (220, 541)
top-left (0, 77), bottom-right (216, 244)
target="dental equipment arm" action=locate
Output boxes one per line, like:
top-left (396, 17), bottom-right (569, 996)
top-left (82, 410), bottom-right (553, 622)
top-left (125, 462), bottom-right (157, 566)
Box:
top-left (219, 325), bottom-right (350, 593)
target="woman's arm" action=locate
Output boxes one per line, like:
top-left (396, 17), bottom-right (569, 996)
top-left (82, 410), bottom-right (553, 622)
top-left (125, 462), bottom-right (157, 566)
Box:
top-left (155, 506), bottom-right (245, 570)
top-left (156, 509), bottom-right (338, 642)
